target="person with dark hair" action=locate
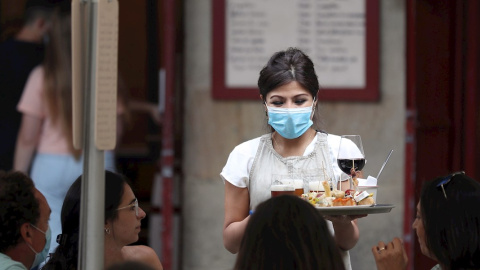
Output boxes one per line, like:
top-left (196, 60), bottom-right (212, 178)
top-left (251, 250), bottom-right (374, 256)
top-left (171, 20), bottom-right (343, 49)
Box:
top-left (221, 47), bottom-right (363, 269)
top-left (0, 0), bottom-right (58, 171)
top-left (234, 195), bottom-right (346, 270)
top-left (42, 170), bottom-right (163, 270)
top-left (372, 171), bottom-right (480, 270)
top-left (106, 261), bottom-right (156, 270)
top-left (0, 171), bottom-right (51, 269)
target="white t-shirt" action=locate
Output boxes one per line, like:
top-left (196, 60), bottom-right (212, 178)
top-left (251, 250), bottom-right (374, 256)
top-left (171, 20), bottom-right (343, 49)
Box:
top-left (220, 132), bottom-right (347, 187)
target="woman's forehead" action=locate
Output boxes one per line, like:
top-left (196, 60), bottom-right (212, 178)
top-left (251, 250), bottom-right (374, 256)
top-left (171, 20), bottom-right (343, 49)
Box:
top-left (266, 81), bottom-right (311, 98)
top-left (120, 183), bottom-right (135, 201)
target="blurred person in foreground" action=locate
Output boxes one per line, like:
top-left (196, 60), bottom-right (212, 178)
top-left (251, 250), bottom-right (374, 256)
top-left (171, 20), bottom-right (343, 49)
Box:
top-left (0, 0), bottom-right (58, 171)
top-left (372, 171), bottom-right (480, 270)
top-left (0, 171), bottom-right (51, 269)
top-left (106, 261), bottom-right (155, 270)
top-left (234, 195), bottom-right (345, 270)
top-left (42, 170), bottom-right (163, 270)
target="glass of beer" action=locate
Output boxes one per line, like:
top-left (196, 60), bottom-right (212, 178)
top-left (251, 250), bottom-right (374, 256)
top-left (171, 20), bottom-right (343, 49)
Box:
top-left (293, 179), bottom-right (304, 197)
top-left (271, 180), bottom-right (295, 197)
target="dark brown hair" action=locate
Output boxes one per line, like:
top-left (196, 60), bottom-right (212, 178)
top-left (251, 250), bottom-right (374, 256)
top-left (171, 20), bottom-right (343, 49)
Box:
top-left (420, 173), bottom-right (480, 269)
top-left (234, 195), bottom-right (345, 270)
top-left (0, 171), bottom-right (39, 252)
top-left (258, 47), bottom-right (320, 100)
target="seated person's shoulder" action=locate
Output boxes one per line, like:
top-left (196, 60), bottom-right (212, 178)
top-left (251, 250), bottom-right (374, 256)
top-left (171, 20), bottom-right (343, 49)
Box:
top-left (122, 245), bottom-right (163, 270)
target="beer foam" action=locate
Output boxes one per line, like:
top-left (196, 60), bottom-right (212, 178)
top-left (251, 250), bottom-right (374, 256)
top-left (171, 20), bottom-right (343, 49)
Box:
top-left (293, 179), bottom-right (303, 189)
top-left (271, 184), bottom-right (294, 191)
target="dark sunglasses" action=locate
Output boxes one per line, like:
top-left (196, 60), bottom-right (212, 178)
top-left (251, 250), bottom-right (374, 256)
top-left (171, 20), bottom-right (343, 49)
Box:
top-left (436, 171), bottom-right (465, 199)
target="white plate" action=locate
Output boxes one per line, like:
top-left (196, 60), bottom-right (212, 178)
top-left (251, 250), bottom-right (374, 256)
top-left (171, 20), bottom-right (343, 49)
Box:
top-left (315, 204), bottom-right (395, 216)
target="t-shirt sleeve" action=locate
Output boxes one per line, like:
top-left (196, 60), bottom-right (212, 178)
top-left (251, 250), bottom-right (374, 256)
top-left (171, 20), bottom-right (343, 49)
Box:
top-left (220, 138), bottom-right (259, 188)
top-left (17, 66), bottom-right (46, 119)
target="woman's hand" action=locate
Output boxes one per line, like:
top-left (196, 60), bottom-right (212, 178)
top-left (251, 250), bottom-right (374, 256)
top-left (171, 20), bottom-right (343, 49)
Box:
top-left (372, 237), bottom-right (408, 270)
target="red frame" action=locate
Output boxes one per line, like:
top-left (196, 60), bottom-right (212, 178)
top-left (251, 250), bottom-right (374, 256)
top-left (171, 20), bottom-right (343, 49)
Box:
top-left (212, 0), bottom-right (379, 101)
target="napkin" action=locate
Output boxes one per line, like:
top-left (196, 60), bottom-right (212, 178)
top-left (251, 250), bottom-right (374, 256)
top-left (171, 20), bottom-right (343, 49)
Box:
top-left (358, 176), bottom-right (378, 186)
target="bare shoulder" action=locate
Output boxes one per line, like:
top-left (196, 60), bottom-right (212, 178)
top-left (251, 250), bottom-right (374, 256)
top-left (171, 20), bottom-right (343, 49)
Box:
top-left (123, 245), bottom-right (163, 270)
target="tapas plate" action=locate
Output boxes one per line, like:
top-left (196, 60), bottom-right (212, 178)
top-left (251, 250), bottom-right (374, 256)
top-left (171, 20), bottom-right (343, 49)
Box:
top-left (315, 204), bottom-right (395, 216)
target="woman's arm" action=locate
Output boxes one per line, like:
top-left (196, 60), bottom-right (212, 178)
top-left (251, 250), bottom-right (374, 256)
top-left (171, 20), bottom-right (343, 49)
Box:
top-left (327, 177), bottom-right (365, 250)
top-left (13, 114), bottom-right (42, 173)
top-left (223, 181), bottom-right (250, 254)
top-left (330, 217), bottom-right (360, 251)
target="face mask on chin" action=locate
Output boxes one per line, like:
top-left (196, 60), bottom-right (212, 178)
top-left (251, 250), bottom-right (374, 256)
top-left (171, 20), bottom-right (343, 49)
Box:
top-left (27, 224), bottom-right (51, 268)
top-left (266, 101), bottom-right (315, 139)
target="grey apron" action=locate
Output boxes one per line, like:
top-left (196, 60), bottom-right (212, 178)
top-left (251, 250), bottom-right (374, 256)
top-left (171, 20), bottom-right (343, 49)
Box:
top-left (248, 132), bottom-right (352, 270)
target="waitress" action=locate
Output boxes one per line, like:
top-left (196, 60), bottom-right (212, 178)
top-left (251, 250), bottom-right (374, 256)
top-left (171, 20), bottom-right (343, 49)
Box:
top-left (221, 48), bottom-right (363, 270)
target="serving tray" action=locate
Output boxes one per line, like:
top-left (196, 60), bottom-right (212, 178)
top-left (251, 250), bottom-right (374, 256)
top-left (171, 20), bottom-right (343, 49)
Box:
top-left (315, 204), bottom-right (395, 216)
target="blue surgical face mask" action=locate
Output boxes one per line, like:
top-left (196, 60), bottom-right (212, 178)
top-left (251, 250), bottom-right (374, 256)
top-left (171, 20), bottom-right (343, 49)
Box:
top-left (27, 224), bottom-right (51, 268)
top-left (266, 101), bottom-right (315, 139)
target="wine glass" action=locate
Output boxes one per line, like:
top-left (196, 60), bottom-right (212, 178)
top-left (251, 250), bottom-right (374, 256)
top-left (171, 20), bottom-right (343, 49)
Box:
top-left (337, 135), bottom-right (366, 190)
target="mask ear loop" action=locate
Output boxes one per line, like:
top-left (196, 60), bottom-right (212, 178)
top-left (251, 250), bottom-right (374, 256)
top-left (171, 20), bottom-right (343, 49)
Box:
top-left (311, 97), bottom-right (317, 119)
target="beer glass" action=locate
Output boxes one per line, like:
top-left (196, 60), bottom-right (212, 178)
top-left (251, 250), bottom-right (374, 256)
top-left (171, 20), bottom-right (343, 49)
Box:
top-left (270, 180), bottom-right (295, 197)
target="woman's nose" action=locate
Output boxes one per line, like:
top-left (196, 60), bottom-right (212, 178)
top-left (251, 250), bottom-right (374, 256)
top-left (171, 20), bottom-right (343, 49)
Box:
top-left (138, 207), bottom-right (147, 219)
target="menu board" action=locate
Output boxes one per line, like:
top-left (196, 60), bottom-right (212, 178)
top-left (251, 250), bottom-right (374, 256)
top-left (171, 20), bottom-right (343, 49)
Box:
top-left (212, 0), bottom-right (379, 101)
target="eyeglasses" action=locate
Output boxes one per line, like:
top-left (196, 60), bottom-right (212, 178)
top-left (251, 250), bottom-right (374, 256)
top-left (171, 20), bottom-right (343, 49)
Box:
top-left (436, 171), bottom-right (465, 199)
top-left (116, 198), bottom-right (139, 217)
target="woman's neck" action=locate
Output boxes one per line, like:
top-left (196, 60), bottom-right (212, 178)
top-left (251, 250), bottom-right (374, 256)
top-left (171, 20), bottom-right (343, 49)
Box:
top-left (104, 239), bottom-right (125, 269)
top-left (272, 128), bottom-right (316, 157)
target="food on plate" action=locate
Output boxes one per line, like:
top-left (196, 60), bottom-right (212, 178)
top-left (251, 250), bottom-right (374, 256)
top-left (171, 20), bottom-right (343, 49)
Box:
top-left (332, 197), bottom-right (356, 206)
top-left (301, 181), bottom-right (376, 207)
top-left (350, 168), bottom-right (359, 187)
top-left (331, 190), bottom-right (345, 198)
top-left (354, 190), bottom-right (375, 205)
top-left (322, 181), bottom-right (332, 197)
top-left (344, 189), bottom-right (355, 197)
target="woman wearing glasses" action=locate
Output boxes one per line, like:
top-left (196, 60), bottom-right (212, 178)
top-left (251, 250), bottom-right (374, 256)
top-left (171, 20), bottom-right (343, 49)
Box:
top-left (43, 170), bottom-right (163, 270)
top-left (372, 172), bottom-right (480, 270)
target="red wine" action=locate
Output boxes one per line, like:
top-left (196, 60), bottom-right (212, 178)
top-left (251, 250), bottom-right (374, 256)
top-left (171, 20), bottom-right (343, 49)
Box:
top-left (337, 158), bottom-right (366, 175)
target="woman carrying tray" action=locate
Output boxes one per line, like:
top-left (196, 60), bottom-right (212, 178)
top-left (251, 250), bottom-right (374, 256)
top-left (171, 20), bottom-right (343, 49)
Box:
top-left (221, 48), bottom-right (365, 270)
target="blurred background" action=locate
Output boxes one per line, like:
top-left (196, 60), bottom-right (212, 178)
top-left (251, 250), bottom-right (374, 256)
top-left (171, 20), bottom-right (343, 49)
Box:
top-left (1, 0), bottom-right (479, 269)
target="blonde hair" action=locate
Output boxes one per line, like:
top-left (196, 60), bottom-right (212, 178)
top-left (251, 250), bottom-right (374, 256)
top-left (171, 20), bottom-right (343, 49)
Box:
top-left (43, 8), bottom-right (81, 158)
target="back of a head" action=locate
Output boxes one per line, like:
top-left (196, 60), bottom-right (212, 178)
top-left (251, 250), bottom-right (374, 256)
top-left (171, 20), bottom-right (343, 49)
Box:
top-left (234, 195), bottom-right (345, 270)
top-left (421, 172), bottom-right (480, 269)
top-left (0, 171), bottom-right (39, 253)
top-left (43, 170), bottom-right (128, 270)
top-left (106, 261), bottom-right (155, 270)
top-left (23, 0), bottom-right (57, 25)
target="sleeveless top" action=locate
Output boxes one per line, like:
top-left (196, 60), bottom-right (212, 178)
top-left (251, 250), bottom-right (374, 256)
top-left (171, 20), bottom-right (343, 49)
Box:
top-left (248, 132), bottom-right (352, 270)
